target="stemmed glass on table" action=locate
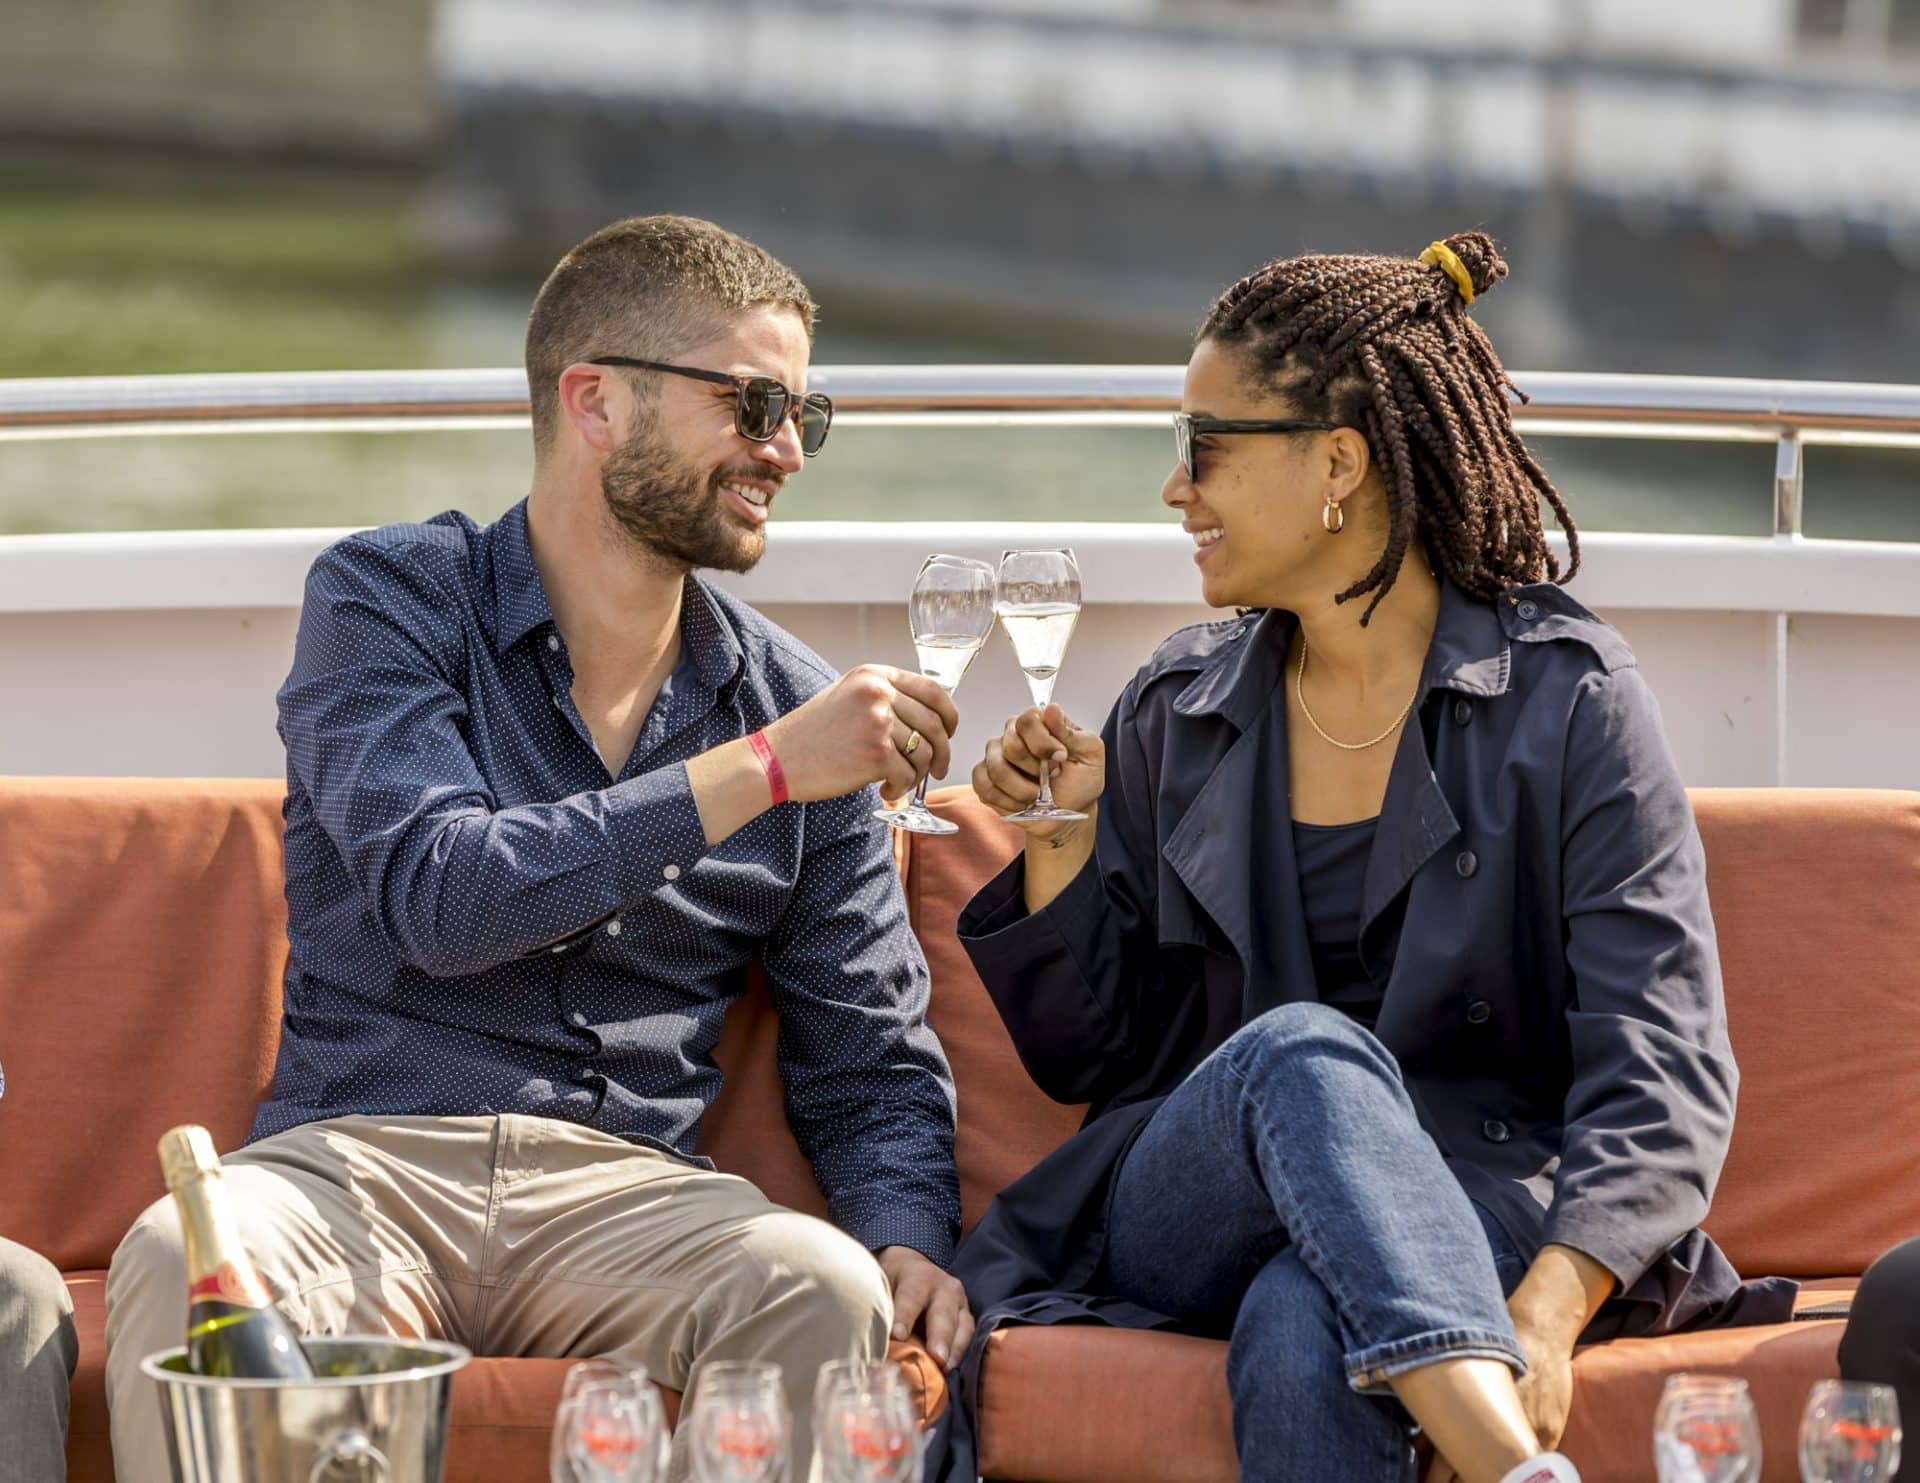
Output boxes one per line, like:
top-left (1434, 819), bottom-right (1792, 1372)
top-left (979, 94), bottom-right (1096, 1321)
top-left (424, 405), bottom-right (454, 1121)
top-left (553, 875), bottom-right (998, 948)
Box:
top-left (873, 554), bottom-right (997, 836)
top-left (993, 548), bottom-right (1085, 825)
top-left (813, 1358), bottom-right (923, 1483)
top-left (550, 1358), bottom-right (669, 1483)
top-left (1800, 1379), bottom-right (1902, 1483)
top-left (1653, 1374), bottom-right (1763, 1482)
top-left (686, 1360), bottom-right (791, 1483)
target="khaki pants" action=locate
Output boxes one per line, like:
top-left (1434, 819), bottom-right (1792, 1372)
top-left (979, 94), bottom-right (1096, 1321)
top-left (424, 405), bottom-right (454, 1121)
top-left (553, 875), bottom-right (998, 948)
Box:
top-left (0, 1235), bottom-right (78, 1483)
top-left (104, 1116), bottom-right (892, 1483)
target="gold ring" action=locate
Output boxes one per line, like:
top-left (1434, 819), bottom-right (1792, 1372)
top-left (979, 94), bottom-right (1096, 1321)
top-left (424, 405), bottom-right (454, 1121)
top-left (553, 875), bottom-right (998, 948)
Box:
top-left (901, 730), bottom-right (922, 757)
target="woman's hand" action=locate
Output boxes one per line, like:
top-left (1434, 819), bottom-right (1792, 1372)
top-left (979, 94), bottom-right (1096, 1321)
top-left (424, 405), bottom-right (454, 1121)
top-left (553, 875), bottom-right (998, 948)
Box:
top-left (971, 704), bottom-right (1105, 839)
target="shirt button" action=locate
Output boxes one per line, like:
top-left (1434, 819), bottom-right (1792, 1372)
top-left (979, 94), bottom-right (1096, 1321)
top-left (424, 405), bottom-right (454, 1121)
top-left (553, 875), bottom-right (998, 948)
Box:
top-left (1516, 600), bottom-right (1539, 621)
top-left (1483, 1119), bottom-right (1512, 1144)
top-left (570, 1011), bottom-right (588, 1027)
top-left (548, 633), bottom-right (561, 651)
top-left (1466, 999), bottom-right (1493, 1025)
top-left (1455, 850), bottom-right (1478, 878)
top-left (550, 944), bottom-right (566, 955)
top-left (1453, 698), bottom-right (1473, 726)
top-left (605, 919), bottom-right (622, 937)
top-left (662, 864), bottom-right (680, 881)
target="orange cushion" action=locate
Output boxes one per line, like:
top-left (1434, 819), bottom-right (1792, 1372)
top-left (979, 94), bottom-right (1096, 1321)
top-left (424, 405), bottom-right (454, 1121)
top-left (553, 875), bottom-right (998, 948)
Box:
top-left (909, 790), bottom-right (1087, 1233)
top-left (1692, 790), bottom-right (1920, 1277)
top-left (0, 778), bottom-right (290, 1272)
top-left (978, 1295), bottom-right (1852, 1483)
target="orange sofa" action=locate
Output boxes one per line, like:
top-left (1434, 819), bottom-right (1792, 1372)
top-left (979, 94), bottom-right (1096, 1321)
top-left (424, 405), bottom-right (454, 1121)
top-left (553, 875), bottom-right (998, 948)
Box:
top-left (2, 778), bottom-right (1917, 1483)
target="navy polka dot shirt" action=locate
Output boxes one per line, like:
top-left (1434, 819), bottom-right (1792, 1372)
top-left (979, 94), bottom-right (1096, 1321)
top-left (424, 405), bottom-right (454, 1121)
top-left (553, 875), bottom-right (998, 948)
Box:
top-left (254, 499), bottom-right (961, 1264)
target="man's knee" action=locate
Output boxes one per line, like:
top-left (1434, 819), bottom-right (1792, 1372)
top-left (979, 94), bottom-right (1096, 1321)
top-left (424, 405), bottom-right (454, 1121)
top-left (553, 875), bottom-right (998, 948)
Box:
top-left (105, 1197), bottom-right (191, 1359)
top-left (734, 1213), bottom-right (892, 1341)
top-left (0, 1237), bottom-right (74, 1354)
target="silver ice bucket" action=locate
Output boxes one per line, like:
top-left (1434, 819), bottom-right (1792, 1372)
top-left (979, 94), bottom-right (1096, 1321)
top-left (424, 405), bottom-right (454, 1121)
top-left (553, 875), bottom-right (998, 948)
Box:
top-left (140, 1336), bottom-right (470, 1482)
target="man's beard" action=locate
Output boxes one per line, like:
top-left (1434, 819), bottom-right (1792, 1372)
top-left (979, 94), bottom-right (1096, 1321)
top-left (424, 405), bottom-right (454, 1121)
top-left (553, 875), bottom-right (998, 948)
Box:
top-left (598, 414), bottom-right (769, 575)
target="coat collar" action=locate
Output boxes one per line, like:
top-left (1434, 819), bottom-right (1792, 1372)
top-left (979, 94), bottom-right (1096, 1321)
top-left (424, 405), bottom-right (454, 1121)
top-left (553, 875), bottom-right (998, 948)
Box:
top-left (1162, 577), bottom-right (1504, 1025)
top-left (1171, 575), bottom-right (1510, 730)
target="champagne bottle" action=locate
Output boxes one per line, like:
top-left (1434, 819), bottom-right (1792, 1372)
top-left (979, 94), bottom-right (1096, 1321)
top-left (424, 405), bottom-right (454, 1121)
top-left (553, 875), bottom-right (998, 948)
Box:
top-left (157, 1124), bottom-right (316, 1380)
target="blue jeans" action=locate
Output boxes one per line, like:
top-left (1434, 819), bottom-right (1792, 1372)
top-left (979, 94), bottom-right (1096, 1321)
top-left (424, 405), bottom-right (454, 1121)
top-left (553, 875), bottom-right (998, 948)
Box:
top-left (1105, 1003), bottom-right (1529, 1483)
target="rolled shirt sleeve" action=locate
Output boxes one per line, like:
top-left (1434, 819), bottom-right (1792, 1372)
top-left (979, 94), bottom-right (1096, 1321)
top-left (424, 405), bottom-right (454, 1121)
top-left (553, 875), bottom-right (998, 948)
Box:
top-left (1544, 665), bottom-right (1738, 1289)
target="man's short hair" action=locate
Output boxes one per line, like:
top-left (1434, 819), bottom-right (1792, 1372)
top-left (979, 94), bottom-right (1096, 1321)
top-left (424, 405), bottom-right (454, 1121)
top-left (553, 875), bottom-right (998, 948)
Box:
top-left (524, 215), bottom-right (818, 455)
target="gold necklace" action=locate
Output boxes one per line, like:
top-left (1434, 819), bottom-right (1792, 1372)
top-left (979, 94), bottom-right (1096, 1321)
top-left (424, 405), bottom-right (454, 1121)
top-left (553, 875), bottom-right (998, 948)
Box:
top-left (1294, 639), bottom-right (1418, 751)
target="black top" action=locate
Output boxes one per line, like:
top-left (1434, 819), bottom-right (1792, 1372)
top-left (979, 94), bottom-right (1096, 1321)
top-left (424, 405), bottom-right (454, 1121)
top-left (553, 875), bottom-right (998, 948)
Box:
top-left (1291, 816), bottom-right (1382, 1031)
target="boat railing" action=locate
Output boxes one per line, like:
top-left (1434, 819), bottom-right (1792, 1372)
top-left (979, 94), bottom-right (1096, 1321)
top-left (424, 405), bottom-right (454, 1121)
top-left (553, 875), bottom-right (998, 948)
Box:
top-left (6, 367), bottom-right (1920, 538)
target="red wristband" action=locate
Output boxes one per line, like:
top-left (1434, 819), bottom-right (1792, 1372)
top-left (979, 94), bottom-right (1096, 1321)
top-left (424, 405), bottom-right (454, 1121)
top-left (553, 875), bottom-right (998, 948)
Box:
top-left (747, 729), bottom-right (788, 805)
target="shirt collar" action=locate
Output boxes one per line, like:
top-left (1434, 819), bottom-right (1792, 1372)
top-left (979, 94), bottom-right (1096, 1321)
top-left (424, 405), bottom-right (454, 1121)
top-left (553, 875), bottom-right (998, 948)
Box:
top-left (1176, 575), bottom-right (1511, 726)
top-left (489, 500), bottom-right (746, 697)
top-left (489, 499), bottom-right (555, 657)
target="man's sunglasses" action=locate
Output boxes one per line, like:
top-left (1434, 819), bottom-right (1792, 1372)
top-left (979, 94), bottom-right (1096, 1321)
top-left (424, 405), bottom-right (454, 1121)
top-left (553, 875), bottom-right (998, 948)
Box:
top-left (1174, 412), bottom-right (1341, 481)
top-left (589, 356), bottom-right (834, 456)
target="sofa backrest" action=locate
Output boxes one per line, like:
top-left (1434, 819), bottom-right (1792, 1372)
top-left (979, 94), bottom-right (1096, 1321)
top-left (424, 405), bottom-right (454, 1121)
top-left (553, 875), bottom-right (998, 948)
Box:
top-left (1687, 788), bottom-right (1920, 1276)
top-left (1, 778), bottom-right (1914, 1282)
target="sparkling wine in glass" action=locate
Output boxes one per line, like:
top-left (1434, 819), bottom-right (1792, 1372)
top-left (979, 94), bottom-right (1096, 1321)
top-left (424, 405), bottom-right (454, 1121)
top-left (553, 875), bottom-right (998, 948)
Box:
top-left (1653, 1374), bottom-right (1763, 1483)
top-left (687, 1360), bottom-right (791, 1483)
top-left (1800, 1379), bottom-right (1902, 1483)
top-left (874, 554), bottom-right (996, 837)
top-left (994, 548), bottom-right (1085, 824)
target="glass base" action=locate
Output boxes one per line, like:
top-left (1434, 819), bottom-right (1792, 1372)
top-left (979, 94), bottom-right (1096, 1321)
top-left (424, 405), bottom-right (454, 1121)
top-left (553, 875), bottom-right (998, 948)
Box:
top-left (873, 802), bottom-right (959, 835)
top-left (1002, 801), bottom-right (1087, 824)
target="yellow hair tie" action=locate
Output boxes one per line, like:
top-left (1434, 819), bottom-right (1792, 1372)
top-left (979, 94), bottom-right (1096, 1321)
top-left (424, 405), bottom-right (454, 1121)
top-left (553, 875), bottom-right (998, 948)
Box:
top-left (1419, 241), bottom-right (1475, 305)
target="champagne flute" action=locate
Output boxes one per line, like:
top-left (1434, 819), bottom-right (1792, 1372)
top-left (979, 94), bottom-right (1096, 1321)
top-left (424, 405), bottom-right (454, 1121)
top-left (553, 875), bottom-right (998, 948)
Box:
top-left (874, 554), bottom-right (996, 837)
top-left (1653, 1374), bottom-right (1762, 1483)
top-left (1800, 1379), bottom-right (1902, 1483)
top-left (686, 1360), bottom-right (790, 1483)
top-left (994, 548), bottom-right (1085, 824)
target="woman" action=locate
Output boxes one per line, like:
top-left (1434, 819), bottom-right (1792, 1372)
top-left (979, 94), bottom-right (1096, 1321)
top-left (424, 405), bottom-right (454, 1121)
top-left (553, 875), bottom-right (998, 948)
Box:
top-left (945, 234), bottom-right (1796, 1483)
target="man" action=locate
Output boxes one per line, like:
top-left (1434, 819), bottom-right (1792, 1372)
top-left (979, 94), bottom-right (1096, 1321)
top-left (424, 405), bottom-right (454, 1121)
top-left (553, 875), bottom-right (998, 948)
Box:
top-left (1, 1061), bottom-right (80, 1483)
top-left (105, 215), bottom-right (971, 1480)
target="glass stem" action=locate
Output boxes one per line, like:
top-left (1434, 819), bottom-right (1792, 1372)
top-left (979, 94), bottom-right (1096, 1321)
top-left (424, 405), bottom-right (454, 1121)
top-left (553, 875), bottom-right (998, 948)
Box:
top-left (910, 771), bottom-right (933, 810)
top-left (1034, 759), bottom-right (1054, 809)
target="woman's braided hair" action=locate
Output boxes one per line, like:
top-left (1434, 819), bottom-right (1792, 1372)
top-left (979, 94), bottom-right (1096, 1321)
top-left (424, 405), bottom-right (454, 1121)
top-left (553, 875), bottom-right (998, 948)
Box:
top-left (1201, 231), bottom-right (1579, 626)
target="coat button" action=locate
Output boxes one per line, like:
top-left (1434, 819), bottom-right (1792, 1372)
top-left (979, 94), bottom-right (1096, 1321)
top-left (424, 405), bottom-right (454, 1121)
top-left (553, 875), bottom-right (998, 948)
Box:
top-left (1516, 600), bottom-right (1539, 621)
top-left (1482, 1119), bottom-right (1511, 1143)
top-left (1466, 999), bottom-right (1492, 1024)
top-left (1453, 698), bottom-right (1472, 726)
top-left (548, 633), bottom-right (562, 651)
top-left (570, 1010), bottom-right (588, 1027)
top-left (662, 863), bottom-right (680, 881)
top-left (1455, 850), bottom-right (1478, 878)
top-left (605, 919), bottom-right (622, 937)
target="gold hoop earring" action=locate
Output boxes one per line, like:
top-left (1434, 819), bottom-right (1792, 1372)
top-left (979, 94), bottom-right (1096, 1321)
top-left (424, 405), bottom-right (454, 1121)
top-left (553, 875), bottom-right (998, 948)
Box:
top-left (1323, 498), bottom-right (1344, 534)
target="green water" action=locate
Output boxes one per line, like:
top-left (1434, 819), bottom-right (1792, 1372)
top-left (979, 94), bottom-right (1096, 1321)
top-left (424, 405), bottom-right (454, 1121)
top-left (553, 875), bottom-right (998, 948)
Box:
top-left (2, 173), bottom-right (1913, 543)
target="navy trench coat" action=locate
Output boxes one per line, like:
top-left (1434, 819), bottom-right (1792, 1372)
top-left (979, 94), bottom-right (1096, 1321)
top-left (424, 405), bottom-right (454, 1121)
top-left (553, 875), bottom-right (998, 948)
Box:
top-left (930, 578), bottom-right (1796, 1479)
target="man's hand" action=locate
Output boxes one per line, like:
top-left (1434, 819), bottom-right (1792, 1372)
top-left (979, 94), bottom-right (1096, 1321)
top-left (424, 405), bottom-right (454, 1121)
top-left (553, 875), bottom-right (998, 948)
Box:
top-left (766, 665), bottom-right (959, 803)
top-left (875, 1246), bottom-right (974, 1368)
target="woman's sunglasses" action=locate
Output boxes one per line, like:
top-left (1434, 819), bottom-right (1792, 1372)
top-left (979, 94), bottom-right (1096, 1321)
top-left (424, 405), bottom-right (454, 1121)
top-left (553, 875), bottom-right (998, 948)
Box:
top-left (589, 356), bottom-right (834, 456)
top-left (1174, 412), bottom-right (1341, 481)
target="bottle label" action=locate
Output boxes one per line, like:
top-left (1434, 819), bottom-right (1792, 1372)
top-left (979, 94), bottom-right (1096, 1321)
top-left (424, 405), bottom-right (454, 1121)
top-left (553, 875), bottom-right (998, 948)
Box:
top-left (188, 1263), bottom-right (271, 1309)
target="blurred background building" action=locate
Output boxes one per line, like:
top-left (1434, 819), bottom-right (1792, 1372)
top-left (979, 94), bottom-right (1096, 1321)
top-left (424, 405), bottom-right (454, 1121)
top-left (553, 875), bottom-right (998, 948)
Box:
top-left (1, 0), bottom-right (1916, 535)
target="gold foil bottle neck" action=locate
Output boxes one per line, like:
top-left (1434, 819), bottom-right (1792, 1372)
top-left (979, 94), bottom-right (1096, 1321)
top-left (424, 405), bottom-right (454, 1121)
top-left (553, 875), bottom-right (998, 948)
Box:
top-left (157, 1125), bottom-right (220, 1191)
